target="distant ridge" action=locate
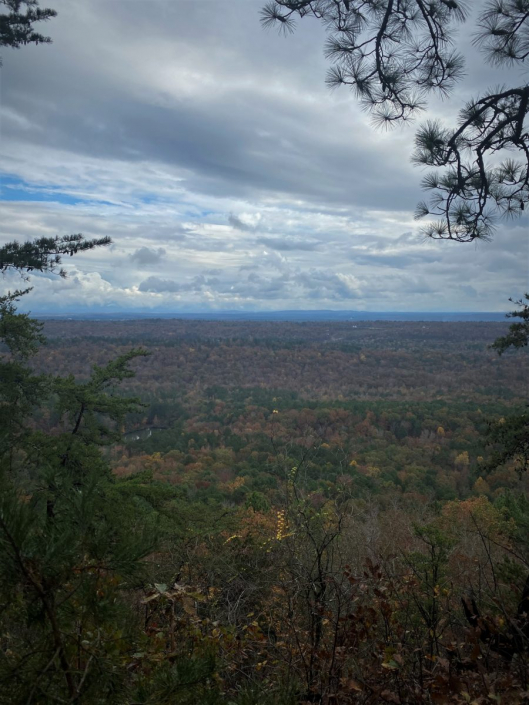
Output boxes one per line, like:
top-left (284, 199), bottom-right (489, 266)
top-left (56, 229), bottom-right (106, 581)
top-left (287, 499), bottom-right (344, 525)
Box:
top-left (37, 310), bottom-right (508, 322)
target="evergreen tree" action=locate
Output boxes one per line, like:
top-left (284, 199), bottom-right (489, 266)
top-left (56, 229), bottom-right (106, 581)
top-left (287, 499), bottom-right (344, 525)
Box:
top-left (486, 294), bottom-right (529, 474)
top-left (491, 293), bottom-right (529, 355)
top-left (0, 235), bottom-right (154, 704)
top-left (0, 0), bottom-right (56, 53)
top-left (0, 235), bottom-right (112, 279)
top-left (0, 9), bottom-right (160, 698)
top-left (0, 273), bottom-right (155, 702)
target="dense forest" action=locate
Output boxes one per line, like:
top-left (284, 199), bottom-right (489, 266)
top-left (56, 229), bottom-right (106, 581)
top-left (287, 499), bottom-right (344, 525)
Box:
top-left (39, 319), bottom-right (527, 504)
top-left (3, 314), bottom-right (528, 703)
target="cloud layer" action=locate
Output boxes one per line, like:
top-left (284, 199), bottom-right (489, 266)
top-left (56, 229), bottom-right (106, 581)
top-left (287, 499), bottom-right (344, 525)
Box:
top-left (0, 0), bottom-right (526, 313)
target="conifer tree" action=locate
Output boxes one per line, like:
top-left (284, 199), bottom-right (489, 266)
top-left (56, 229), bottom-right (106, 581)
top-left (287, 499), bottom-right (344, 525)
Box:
top-left (486, 294), bottom-right (529, 474)
top-left (0, 256), bottom-right (160, 703)
top-left (0, 234), bottom-right (112, 279)
top-left (0, 270), bottom-right (155, 703)
top-left (0, 0), bottom-right (56, 54)
top-left (0, 6), bottom-right (158, 698)
top-left (262, 0), bottom-right (529, 243)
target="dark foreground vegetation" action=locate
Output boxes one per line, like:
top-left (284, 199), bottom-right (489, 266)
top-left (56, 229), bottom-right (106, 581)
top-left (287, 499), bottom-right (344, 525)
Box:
top-left (2, 312), bottom-right (529, 704)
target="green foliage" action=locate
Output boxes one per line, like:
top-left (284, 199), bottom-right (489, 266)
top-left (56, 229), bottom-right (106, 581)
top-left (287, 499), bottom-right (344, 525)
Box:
top-left (245, 491), bottom-right (270, 512)
top-left (0, 203), bottom-right (154, 702)
top-left (0, 234), bottom-right (112, 279)
top-left (486, 295), bottom-right (529, 474)
top-left (408, 523), bottom-right (456, 644)
top-left (0, 289), bottom-right (49, 471)
top-left (491, 294), bottom-right (529, 355)
top-left (54, 348), bottom-right (149, 444)
top-left (495, 491), bottom-right (529, 565)
top-left (0, 300), bottom-right (157, 703)
top-left (0, 288), bottom-right (44, 356)
top-left (486, 412), bottom-right (529, 474)
top-left (0, 0), bottom-right (56, 54)
top-left (0, 468), bottom-right (154, 703)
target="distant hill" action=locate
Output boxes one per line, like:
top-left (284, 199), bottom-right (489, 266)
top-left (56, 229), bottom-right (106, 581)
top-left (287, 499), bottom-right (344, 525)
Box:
top-left (37, 309), bottom-right (507, 322)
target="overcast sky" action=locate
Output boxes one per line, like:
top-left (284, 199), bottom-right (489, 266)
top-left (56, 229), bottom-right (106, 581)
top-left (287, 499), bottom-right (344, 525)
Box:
top-left (0, 0), bottom-right (527, 313)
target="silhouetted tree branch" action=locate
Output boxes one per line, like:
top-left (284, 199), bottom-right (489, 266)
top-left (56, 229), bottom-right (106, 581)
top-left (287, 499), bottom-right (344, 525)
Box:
top-left (262, 0), bottom-right (529, 242)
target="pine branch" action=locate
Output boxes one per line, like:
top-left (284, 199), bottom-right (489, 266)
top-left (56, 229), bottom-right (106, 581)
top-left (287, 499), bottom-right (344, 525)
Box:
top-left (0, 235), bottom-right (112, 278)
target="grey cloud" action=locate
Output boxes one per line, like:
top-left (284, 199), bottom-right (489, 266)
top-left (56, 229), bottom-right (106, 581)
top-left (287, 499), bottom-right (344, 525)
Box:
top-left (350, 251), bottom-right (441, 268)
top-left (396, 232), bottom-right (418, 244)
top-left (460, 285), bottom-right (478, 298)
top-left (138, 276), bottom-right (193, 293)
top-left (297, 270), bottom-right (361, 300)
top-left (137, 264), bottom-right (363, 303)
top-left (130, 246), bottom-right (167, 265)
top-left (257, 236), bottom-right (320, 251)
top-left (345, 232), bottom-right (441, 268)
top-left (225, 267), bottom-right (361, 301)
top-left (139, 276), bottom-right (182, 293)
top-left (481, 245), bottom-right (528, 275)
top-left (2, 1), bottom-right (517, 218)
top-left (229, 214), bottom-right (255, 232)
top-left (1, 1), bottom-right (420, 212)
top-left (400, 278), bottom-right (436, 295)
top-left (204, 268), bottom-right (222, 275)
top-left (138, 273), bottom-right (221, 293)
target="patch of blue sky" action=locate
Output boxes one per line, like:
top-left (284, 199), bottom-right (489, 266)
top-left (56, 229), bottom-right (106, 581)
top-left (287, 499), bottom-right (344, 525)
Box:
top-left (132, 193), bottom-right (199, 218)
top-left (179, 204), bottom-right (218, 220)
top-left (0, 174), bottom-right (114, 207)
top-left (138, 194), bottom-right (165, 205)
top-left (1, 175), bottom-right (221, 221)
